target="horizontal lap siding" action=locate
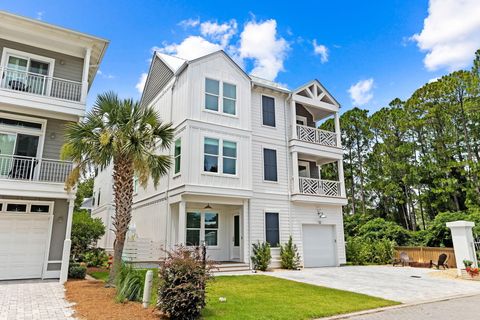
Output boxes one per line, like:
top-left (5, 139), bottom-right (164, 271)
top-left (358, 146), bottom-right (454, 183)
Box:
top-left (0, 38), bottom-right (83, 82)
top-left (42, 118), bottom-right (70, 159)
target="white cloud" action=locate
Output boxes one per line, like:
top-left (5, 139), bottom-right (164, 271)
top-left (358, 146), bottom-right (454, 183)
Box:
top-left (428, 77), bottom-right (440, 83)
top-left (97, 70), bottom-right (115, 79)
top-left (156, 36), bottom-right (222, 60)
top-left (135, 73), bottom-right (148, 94)
top-left (178, 18), bottom-right (200, 28)
top-left (313, 40), bottom-right (328, 63)
top-left (200, 20), bottom-right (237, 46)
top-left (239, 19), bottom-right (289, 80)
top-left (36, 11), bottom-right (44, 20)
top-left (348, 79), bottom-right (374, 106)
top-left (411, 0), bottom-right (480, 71)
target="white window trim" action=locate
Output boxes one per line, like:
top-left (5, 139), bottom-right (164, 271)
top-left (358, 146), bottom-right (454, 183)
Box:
top-left (0, 111), bottom-right (47, 159)
top-left (185, 210), bottom-right (220, 249)
top-left (261, 94), bottom-right (276, 128)
top-left (202, 136), bottom-right (238, 177)
top-left (296, 115), bottom-right (308, 126)
top-left (0, 199), bottom-right (54, 215)
top-left (173, 138), bottom-right (181, 176)
top-left (203, 77), bottom-right (238, 117)
top-left (298, 160), bottom-right (311, 178)
top-left (262, 146), bottom-right (279, 183)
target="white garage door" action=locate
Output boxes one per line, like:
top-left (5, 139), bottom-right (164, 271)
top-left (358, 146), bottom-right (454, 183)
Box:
top-left (302, 224), bottom-right (337, 267)
top-left (0, 214), bottom-right (50, 280)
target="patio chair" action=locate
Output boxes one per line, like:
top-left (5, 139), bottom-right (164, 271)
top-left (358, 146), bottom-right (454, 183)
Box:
top-left (430, 253), bottom-right (449, 269)
top-left (393, 251), bottom-right (410, 267)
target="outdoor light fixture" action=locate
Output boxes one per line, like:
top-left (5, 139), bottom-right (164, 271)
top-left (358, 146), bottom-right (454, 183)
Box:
top-left (317, 209), bottom-right (326, 223)
top-left (204, 203), bottom-right (212, 209)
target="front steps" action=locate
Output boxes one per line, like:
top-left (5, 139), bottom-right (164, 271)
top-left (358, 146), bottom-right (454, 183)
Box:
top-left (213, 262), bottom-right (251, 273)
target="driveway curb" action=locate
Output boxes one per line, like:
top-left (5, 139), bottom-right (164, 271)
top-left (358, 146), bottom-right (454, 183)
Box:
top-left (317, 292), bottom-right (480, 319)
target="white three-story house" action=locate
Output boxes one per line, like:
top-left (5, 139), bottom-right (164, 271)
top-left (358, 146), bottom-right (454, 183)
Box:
top-left (93, 50), bottom-right (346, 269)
top-left (0, 11), bottom-right (108, 281)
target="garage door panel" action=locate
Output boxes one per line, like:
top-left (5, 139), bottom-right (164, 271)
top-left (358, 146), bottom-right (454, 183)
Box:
top-left (0, 215), bottom-right (50, 280)
top-left (302, 224), bottom-right (336, 267)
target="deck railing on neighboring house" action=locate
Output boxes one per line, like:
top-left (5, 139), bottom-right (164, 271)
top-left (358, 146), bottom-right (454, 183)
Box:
top-left (296, 124), bottom-right (338, 147)
top-left (298, 177), bottom-right (341, 197)
top-left (0, 67), bottom-right (83, 102)
top-left (0, 154), bottom-right (73, 183)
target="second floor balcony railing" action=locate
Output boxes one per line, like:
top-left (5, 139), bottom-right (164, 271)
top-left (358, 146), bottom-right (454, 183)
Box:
top-left (298, 177), bottom-right (341, 197)
top-left (0, 67), bottom-right (83, 102)
top-left (0, 154), bottom-right (73, 184)
top-left (296, 124), bottom-right (338, 147)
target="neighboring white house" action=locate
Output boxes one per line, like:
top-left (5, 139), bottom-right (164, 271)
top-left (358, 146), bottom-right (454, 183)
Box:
top-left (93, 50), bottom-right (347, 268)
top-left (0, 11), bottom-right (108, 282)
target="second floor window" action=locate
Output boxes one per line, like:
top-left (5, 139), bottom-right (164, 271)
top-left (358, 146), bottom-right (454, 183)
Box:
top-left (174, 138), bottom-right (181, 174)
top-left (204, 78), bottom-right (237, 115)
top-left (262, 96), bottom-right (276, 127)
top-left (263, 148), bottom-right (278, 181)
top-left (204, 137), bottom-right (237, 175)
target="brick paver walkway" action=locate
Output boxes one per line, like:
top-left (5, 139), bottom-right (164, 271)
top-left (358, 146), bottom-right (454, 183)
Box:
top-left (0, 280), bottom-right (75, 320)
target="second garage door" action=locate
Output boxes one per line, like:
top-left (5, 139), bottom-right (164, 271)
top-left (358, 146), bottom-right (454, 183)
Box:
top-left (302, 224), bottom-right (336, 267)
top-left (0, 214), bottom-right (50, 280)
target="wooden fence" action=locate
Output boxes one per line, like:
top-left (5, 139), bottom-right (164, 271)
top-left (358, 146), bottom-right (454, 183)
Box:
top-left (123, 238), bottom-right (165, 264)
top-left (394, 246), bottom-right (456, 268)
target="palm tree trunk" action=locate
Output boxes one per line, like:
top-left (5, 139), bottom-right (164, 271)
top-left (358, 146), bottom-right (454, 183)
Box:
top-left (107, 157), bottom-right (134, 285)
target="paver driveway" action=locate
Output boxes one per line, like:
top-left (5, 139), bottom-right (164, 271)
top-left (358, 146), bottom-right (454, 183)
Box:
top-left (269, 266), bottom-right (480, 303)
top-left (0, 280), bottom-right (75, 320)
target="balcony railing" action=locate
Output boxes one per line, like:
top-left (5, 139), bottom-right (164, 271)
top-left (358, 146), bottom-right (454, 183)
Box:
top-left (298, 177), bottom-right (341, 197)
top-left (0, 67), bottom-right (83, 102)
top-left (0, 154), bottom-right (73, 184)
top-left (296, 124), bottom-right (338, 147)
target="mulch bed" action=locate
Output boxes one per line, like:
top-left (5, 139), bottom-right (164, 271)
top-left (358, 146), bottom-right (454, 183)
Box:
top-left (65, 280), bottom-right (160, 320)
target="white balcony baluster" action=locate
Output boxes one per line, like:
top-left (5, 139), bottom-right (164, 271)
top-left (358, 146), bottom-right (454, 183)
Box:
top-left (0, 67), bottom-right (83, 102)
top-left (296, 124), bottom-right (338, 147)
top-left (0, 154), bottom-right (72, 183)
top-left (298, 177), bottom-right (341, 197)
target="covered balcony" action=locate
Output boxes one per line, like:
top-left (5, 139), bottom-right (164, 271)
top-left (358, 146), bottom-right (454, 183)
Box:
top-left (291, 153), bottom-right (347, 205)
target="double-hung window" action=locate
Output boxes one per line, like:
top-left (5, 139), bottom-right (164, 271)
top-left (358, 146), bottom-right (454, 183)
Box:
top-left (204, 78), bottom-right (237, 115)
top-left (204, 138), bottom-right (237, 175)
top-left (262, 96), bottom-right (276, 127)
top-left (186, 211), bottom-right (219, 246)
top-left (265, 212), bottom-right (279, 247)
top-left (174, 138), bottom-right (181, 174)
top-left (263, 148), bottom-right (278, 181)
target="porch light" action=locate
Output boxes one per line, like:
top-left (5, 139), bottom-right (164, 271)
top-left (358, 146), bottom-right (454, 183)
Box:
top-left (317, 209), bottom-right (326, 222)
top-left (204, 203), bottom-right (212, 209)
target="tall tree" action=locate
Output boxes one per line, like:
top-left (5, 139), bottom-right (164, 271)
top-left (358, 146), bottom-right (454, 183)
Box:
top-left (62, 92), bottom-right (174, 284)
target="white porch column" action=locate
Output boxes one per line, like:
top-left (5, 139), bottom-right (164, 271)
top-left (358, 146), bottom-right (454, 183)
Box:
top-left (334, 112), bottom-right (341, 147)
top-left (447, 221), bottom-right (477, 275)
top-left (290, 99), bottom-right (297, 140)
top-left (59, 199), bottom-right (75, 284)
top-left (337, 159), bottom-right (346, 198)
top-left (80, 47), bottom-right (91, 104)
top-left (177, 200), bottom-right (186, 245)
top-left (242, 199), bottom-right (249, 264)
top-left (292, 151), bottom-right (300, 194)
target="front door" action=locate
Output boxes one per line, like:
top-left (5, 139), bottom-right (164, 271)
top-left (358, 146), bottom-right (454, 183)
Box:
top-left (230, 214), bottom-right (240, 260)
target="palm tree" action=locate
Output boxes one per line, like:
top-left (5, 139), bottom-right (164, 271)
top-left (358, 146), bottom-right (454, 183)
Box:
top-left (62, 92), bottom-right (174, 284)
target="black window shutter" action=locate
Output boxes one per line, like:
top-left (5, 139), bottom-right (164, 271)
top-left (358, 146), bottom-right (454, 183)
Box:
top-left (263, 148), bottom-right (278, 181)
top-left (265, 212), bottom-right (279, 247)
top-left (262, 96), bottom-right (276, 127)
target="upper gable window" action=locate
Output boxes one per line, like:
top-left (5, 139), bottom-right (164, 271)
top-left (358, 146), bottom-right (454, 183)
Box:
top-left (204, 78), bottom-right (237, 116)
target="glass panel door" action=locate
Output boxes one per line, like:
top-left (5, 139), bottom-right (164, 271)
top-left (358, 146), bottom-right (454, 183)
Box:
top-left (11, 134), bottom-right (39, 180)
top-left (28, 60), bottom-right (49, 95)
top-left (5, 56), bottom-right (28, 91)
top-left (0, 133), bottom-right (16, 177)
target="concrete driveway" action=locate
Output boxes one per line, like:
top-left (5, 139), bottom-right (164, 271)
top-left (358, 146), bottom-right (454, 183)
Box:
top-left (0, 280), bottom-right (75, 320)
top-left (268, 266), bottom-right (480, 303)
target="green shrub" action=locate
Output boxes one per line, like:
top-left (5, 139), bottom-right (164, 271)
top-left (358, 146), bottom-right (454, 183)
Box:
top-left (280, 236), bottom-right (301, 270)
top-left (157, 246), bottom-right (212, 320)
top-left (68, 263), bottom-right (87, 279)
top-left (346, 238), bottom-right (394, 265)
top-left (71, 211), bottom-right (105, 260)
top-left (116, 263), bottom-right (145, 302)
top-left (83, 248), bottom-right (109, 267)
top-left (251, 242), bottom-right (271, 271)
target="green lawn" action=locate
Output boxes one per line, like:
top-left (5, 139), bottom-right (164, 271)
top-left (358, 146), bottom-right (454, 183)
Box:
top-left (202, 275), bottom-right (398, 320)
top-left (87, 271), bottom-right (397, 319)
top-left (89, 270), bottom-right (109, 282)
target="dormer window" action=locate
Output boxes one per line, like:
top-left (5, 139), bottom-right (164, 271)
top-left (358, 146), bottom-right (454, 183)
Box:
top-left (204, 78), bottom-right (236, 116)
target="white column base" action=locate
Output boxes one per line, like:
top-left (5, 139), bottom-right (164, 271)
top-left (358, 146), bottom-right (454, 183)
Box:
top-left (59, 239), bottom-right (72, 284)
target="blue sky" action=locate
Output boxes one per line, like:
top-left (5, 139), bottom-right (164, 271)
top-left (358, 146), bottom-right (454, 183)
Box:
top-left (4, 1), bottom-right (480, 114)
